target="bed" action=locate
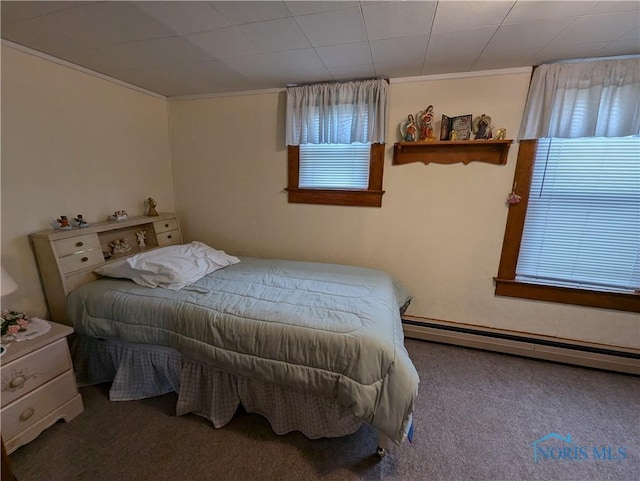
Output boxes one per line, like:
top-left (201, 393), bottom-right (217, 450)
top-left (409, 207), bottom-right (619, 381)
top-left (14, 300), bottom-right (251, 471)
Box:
top-left (66, 244), bottom-right (420, 456)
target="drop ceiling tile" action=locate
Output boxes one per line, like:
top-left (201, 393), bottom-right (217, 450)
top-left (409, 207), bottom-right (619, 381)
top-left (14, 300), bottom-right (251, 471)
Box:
top-left (238, 17), bottom-right (310, 52)
top-left (553, 11), bottom-right (640, 44)
top-left (315, 42), bottom-right (373, 68)
top-left (431, 1), bottom-right (514, 34)
top-left (482, 18), bottom-right (575, 55)
top-left (285, 1), bottom-right (359, 16)
top-left (131, 1), bottom-right (231, 35)
top-left (425, 26), bottom-right (497, 62)
top-left (423, 26), bottom-right (497, 74)
top-left (187, 26), bottom-right (260, 59)
top-left (328, 63), bottom-right (376, 81)
top-left (41, 2), bottom-right (178, 49)
top-left (363, 1), bottom-right (436, 40)
top-left (370, 35), bottom-right (429, 65)
top-left (223, 48), bottom-right (326, 79)
top-left (585, 0), bottom-right (640, 14)
top-left (533, 40), bottom-right (612, 64)
top-left (0, 1), bottom-right (92, 24)
top-left (503, 1), bottom-right (593, 24)
top-left (374, 61), bottom-right (423, 79)
top-left (211, 1), bottom-right (291, 25)
top-left (295, 7), bottom-right (366, 47)
top-left (1, 15), bottom-right (83, 58)
top-left (100, 36), bottom-right (215, 71)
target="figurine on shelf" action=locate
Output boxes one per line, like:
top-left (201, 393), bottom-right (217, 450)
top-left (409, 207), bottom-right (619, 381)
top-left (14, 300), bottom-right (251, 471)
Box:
top-left (473, 114), bottom-right (493, 140)
top-left (56, 216), bottom-right (72, 230)
top-left (401, 114), bottom-right (417, 142)
top-left (146, 197), bottom-right (159, 217)
top-left (495, 128), bottom-right (507, 140)
top-left (73, 214), bottom-right (89, 228)
top-left (111, 210), bottom-right (128, 222)
top-left (136, 230), bottom-right (147, 248)
top-left (418, 105), bottom-right (435, 141)
top-left (110, 239), bottom-right (132, 255)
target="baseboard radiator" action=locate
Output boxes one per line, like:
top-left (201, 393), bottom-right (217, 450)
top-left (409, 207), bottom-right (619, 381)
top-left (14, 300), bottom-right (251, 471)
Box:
top-left (402, 316), bottom-right (640, 376)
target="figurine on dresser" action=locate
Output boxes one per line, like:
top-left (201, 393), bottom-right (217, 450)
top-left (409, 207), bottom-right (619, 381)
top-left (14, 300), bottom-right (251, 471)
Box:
top-left (73, 214), bottom-right (89, 228)
top-left (147, 197), bottom-right (159, 217)
top-left (110, 239), bottom-right (132, 255)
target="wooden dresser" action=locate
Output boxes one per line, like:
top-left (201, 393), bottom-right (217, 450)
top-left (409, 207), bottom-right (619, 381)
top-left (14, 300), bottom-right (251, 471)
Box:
top-left (30, 213), bottom-right (182, 324)
top-left (1, 322), bottom-right (83, 453)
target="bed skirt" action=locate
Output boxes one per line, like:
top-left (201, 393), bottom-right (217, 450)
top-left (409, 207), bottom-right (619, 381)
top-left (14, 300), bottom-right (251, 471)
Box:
top-left (71, 335), bottom-right (363, 439)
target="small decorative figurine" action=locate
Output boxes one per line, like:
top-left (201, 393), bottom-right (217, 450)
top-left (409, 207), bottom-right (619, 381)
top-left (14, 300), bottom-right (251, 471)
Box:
top-left (418, 105), bottom-right (435, 141)
top-left (472, 114), bottom-right (493, 140)
top-left (495, 128), bottom-right (507, 140)
top-left (56, 216), bottom-right (72, 230)
top-left (146, 197), bottom-right (159, 217)
top-left (110, 239), bottom-right (132, 255)
top-left (73, 214), bottom-right (89, 228)
top-left (111, 210), bottom-right (128, 222)
top-left (136, 230), bottom-right (147, 248)
top-left (401, 114), bottom-right (417, 142)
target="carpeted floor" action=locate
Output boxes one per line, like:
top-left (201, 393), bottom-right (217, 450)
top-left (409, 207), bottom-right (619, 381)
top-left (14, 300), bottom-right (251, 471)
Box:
top-left (8, 339), bottom-right (639, 481)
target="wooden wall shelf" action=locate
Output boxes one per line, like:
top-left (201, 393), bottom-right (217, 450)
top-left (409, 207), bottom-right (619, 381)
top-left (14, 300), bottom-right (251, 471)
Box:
top-left (393, 140), bottom-right (513, 166)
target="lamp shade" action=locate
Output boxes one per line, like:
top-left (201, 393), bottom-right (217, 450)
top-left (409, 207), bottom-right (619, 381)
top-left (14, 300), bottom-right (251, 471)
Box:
top-left (1, 267), bottom-right (18, 296)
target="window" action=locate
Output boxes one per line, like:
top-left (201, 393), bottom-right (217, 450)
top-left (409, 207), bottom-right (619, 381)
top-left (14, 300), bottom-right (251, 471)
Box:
top-left (286, 143), bottom-right (385, 207)
top-left (495, 138), bottom-right (640, 312)
top-left (285, 79), bottom-right (388, 207)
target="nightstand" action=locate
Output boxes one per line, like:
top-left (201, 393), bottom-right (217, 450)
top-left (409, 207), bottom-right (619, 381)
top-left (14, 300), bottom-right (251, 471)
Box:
top-left (1, 321), bottom-right (83, 453)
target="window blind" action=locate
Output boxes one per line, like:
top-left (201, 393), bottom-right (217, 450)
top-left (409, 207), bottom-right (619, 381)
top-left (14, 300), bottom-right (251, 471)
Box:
top-left (299, 143), bottom-right (371, 189)
top-left (516, 137), bottom-right (640, 293)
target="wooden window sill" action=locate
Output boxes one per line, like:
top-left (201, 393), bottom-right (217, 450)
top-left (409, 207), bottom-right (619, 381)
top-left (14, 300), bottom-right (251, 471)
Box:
top-left (494, 278), bottom-right (640, 313)
top-left (286, 188), bottom-right (384, 207)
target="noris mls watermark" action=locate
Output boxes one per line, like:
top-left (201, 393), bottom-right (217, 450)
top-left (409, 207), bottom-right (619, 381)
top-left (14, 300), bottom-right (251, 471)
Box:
top-left (531, 433), bottom-right (627, 463)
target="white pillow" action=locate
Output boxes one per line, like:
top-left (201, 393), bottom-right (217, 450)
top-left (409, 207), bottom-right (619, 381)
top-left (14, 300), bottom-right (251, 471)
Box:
top-left (94, 241), bottom-right (240, 290)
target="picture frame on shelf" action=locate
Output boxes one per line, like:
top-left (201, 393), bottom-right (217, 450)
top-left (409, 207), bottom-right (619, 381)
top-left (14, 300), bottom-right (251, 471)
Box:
top-left (440, 114), bottom-right (472, 140)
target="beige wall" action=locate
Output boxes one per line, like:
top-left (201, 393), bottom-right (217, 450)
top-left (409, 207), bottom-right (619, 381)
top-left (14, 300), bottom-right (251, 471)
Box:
top-left (1, 45), bottom-right (175, 317)
top-left (2, 44), bottom-right (637, 350)
top-left (169, 72), bottom-right (639, 350)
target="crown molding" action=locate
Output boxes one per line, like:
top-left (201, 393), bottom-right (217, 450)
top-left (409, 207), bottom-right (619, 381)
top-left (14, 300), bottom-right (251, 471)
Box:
top-left (390, 66), bottom-right (533, 84)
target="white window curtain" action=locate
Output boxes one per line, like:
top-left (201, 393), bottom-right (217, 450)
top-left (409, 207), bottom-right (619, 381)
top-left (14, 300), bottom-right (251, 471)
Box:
top-left (518, 57), bottom-right (640, 139)
top-left (286, 79), bottom-right (388, 145)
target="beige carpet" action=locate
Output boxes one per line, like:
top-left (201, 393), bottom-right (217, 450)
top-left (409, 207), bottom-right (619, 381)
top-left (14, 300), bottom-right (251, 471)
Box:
top-left (9, 339), bottom-right (639, 481)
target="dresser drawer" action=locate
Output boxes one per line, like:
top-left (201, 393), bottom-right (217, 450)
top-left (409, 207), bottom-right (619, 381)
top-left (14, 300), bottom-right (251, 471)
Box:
top-left (1, 338), bottom-right (71, 408)
top-left (1, 370), bottom-right (78, 440)
top-left (157, 230), bottom-right (180, 246)
top-left (58, 248), bottom-right (105, 274)
top-left (153, 218), bottom-right (178, 234)
top-left (54, 233), bottom-right (101, 257)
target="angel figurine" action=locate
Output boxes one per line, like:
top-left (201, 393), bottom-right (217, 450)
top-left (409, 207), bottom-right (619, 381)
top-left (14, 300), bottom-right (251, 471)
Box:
top-left (418, 105), bottom-right (435, 141)
top-left (136, 230), bottom-right (147, 248)
top-left (472, 114), bottom-right (493, 140)
top-left (400, 114), bottom-right (417, 142)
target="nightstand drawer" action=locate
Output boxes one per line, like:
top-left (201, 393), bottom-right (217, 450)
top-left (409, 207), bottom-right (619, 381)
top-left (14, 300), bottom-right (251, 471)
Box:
top-left (153, 218), bottom-right (178, 234)
top-left (1, 370), bottom-right (78, 440)
top-left (157, 230), bottom-right (180, 246)
top-left (59, 248), bottom-right (105, 274)
top-left (1, 338), bottom-right (71, 408)
top-left (55, 233), bottom-right (101, 257)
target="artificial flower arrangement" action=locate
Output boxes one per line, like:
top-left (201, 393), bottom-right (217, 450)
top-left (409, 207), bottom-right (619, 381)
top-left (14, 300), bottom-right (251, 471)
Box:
top-left (1, 309), bottom-right (30, 336)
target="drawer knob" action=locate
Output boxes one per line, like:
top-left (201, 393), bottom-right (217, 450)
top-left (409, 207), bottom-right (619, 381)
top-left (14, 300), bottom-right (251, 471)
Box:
top-left (167, 235), bottom-right (172, 239)
top-left (9, 376), bottom-right (26, 389)
top-left (19, 407), bottom-right (35, 422)
top-left (164, 223), bottom-right (169, 228)
top-left (81, 257), bottom-right (89, 262)
top-left (76, 241), bottom-right (84, 247)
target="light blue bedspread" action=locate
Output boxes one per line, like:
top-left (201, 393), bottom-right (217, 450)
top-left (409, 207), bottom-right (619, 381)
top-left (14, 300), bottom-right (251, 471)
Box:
top-left (67, 257), bottom-right (419, 443)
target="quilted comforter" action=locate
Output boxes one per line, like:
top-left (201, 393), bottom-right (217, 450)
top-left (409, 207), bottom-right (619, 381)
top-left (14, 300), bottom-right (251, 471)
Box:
top-left (67, 257), bottom-right (420, 443)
